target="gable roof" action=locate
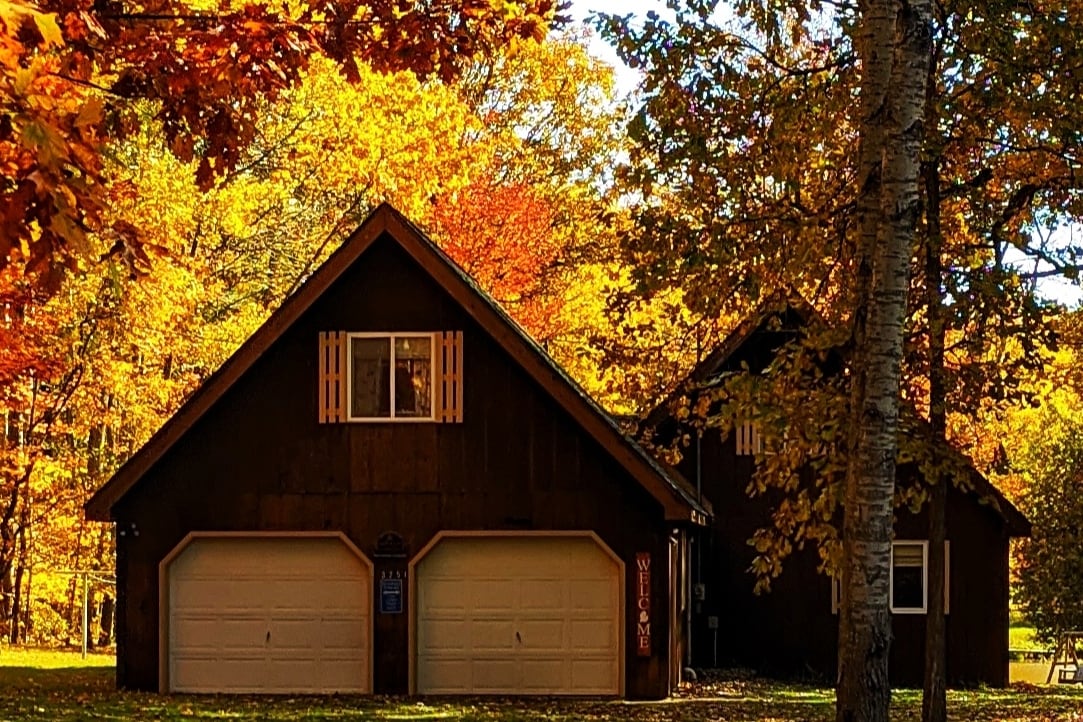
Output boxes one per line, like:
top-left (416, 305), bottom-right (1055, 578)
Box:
top-left (643, 293), bottom-right (1030, 537)
top-left (641, 289), bottom-right (816, 430)
top-left (85, 204), bottom-right (708, 524)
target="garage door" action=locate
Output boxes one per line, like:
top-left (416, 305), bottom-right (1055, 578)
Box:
top-left (167, 536), bottom-right (371, 693)
top-left (415, 535), bottom-right (621, 695)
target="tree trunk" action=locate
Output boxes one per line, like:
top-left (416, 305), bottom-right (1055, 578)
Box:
top-left (2, 466), bottom-right (31, 644)
top-left (64, 576), bottom-right (78, 646)
top-left (87, 424), bottom-right (104, 479)
top-left (0, 407), bottom-right (21, 641)
top-left (838, 0), bottom-right (933, 720)
top-left (0, 520), bottom-right (10, 639)
top-left (65, 518), bottom-right (88, 644)
top-left (22, 519), bottom-right (33, 644)
top-left (9, 511), bottom-right (28, 644)
top-left (837, 0), bottom-right (904, 717)
top-left (837, 0), bottom-right (897, 711)
top-left (921, 157), bottom-right (948, 722)
top-left (98, 594), bottom-right (114, 646)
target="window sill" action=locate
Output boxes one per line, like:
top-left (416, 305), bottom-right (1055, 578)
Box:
top-left (344, 417), bottom-right (437, 423)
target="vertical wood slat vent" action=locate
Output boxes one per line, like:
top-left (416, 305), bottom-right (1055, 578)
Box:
top-left (318, 331), bottom-right (349, 423)
top-left (435, 331), bottom-right (464, 423)
top-left (734, 421), bottom-right (762, 456)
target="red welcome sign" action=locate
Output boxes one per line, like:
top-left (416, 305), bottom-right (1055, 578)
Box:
top-left (636, 552), bottom-right (650, 656)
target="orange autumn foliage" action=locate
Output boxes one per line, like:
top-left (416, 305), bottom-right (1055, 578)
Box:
top-left (0, 268), bottom-right (62, 388)
top-left (430, 177), bottom-right (566, 342)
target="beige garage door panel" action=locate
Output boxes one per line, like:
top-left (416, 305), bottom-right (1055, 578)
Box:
top-left (416, 536), bottom-right (620, 695)
top-left (168, 536), bottom-right (370, 694)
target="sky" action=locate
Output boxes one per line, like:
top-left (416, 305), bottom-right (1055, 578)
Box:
top-left (567, 0), bottom-right (665, 94)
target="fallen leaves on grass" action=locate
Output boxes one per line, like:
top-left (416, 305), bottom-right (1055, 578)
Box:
top-left (0, 655), bottom-right (1081, 721)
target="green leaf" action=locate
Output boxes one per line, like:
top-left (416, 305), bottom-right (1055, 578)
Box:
top-left (33, 11), bottom-right (63, 48)
top-left (21, 120), bottom-right (69, 164)
top-left (12, 67), bottom-right (33, 96)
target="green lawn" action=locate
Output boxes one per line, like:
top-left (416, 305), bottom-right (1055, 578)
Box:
top-left (1010, 624), bottom-right (1049, 654)
top-left (1, 649), bottom-right (1081, 721)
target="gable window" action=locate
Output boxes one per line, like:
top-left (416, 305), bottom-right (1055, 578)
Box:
top-left (349, 334), bottom-right (434, 420)
top-left (318, 330), bottom-right (462, 424)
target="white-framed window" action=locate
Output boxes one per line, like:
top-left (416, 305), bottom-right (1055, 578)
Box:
top-left (830, 540), bottom-right (950, 615)
top-left (347, 333), bottom-right (436, 421)
top-left (890, 541), bottom-right (927, 613)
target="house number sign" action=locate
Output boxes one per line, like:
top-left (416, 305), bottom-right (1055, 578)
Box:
top-left (636, 552), bottom-right (651, 656)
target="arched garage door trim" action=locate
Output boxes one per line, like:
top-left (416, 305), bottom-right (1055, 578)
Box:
top-left (408, 530), bottom-right (625, 696)
top-left (158, 531), bottom-right (374, 693)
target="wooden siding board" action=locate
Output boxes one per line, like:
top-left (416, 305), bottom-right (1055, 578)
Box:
top-left (318, 333), bottom-right (329, 423)
top-left (414, 428), bottom-right (439, 493)
top-left (114, 531), bottom-right (129, 688)
top-left (258, 494), bottom-right (284, 528)
top-left (436, 425), bottom-right (465, 497)
top-left (534, 401), bottom-right (557, 492)
top-left (123, 556), bottom-right (158, 690)
top-left (349, 428), bottom-right (374, 493)
top-left (346, 495), bottom-right (373, 539)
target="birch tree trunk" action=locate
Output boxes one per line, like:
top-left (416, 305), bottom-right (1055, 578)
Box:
top-left (838, 0), bottom-right (933, 719)
top-left (837, 0), bottom-right (903, 716)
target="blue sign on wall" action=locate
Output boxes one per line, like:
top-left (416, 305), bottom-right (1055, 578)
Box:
top-left (379, 578), bottom-right (403, 614)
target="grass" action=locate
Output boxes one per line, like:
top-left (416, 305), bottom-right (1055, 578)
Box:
top-left (1, 649), bottom-right (1081, 721)
top-left (0, 646), bottom-right (116, 668)
top-left (1010, 625), bottom-right (1048, 653)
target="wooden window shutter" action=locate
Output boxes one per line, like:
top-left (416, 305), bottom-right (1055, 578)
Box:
top-left (434, 331), bottom-right (464, 423)
top-left (318, 332), bottom-right (349, 423)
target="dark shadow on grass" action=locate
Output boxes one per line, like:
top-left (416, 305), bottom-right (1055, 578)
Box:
top-left (1, 666), bottom-right (1082, 721)
top-left (0, 665), bottom-right (114, 688)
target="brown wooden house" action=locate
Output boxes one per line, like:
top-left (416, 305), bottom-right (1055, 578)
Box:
top-left (646, 298), bottom-right (1031, 687)
top-left (86, 204), bottom-right (709, 698)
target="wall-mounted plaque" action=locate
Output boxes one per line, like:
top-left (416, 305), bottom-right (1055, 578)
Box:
top-left (374, 531), bottom-right (407, 558)
top-left (379, 577), bottom-right (403, 614)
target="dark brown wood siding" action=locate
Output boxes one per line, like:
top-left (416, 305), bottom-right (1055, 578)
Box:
top-left (681, 428), bottom-right (1011, 687)
top-left (113, 234), bottom-right (676, 699)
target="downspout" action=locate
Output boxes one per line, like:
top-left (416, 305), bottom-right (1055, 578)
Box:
top-left (688, 332), bottom-right (705, 672)
top-left (696, 430), bottom-right (703, 506)
top-left (688, 430), bottom-right (703, 670)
